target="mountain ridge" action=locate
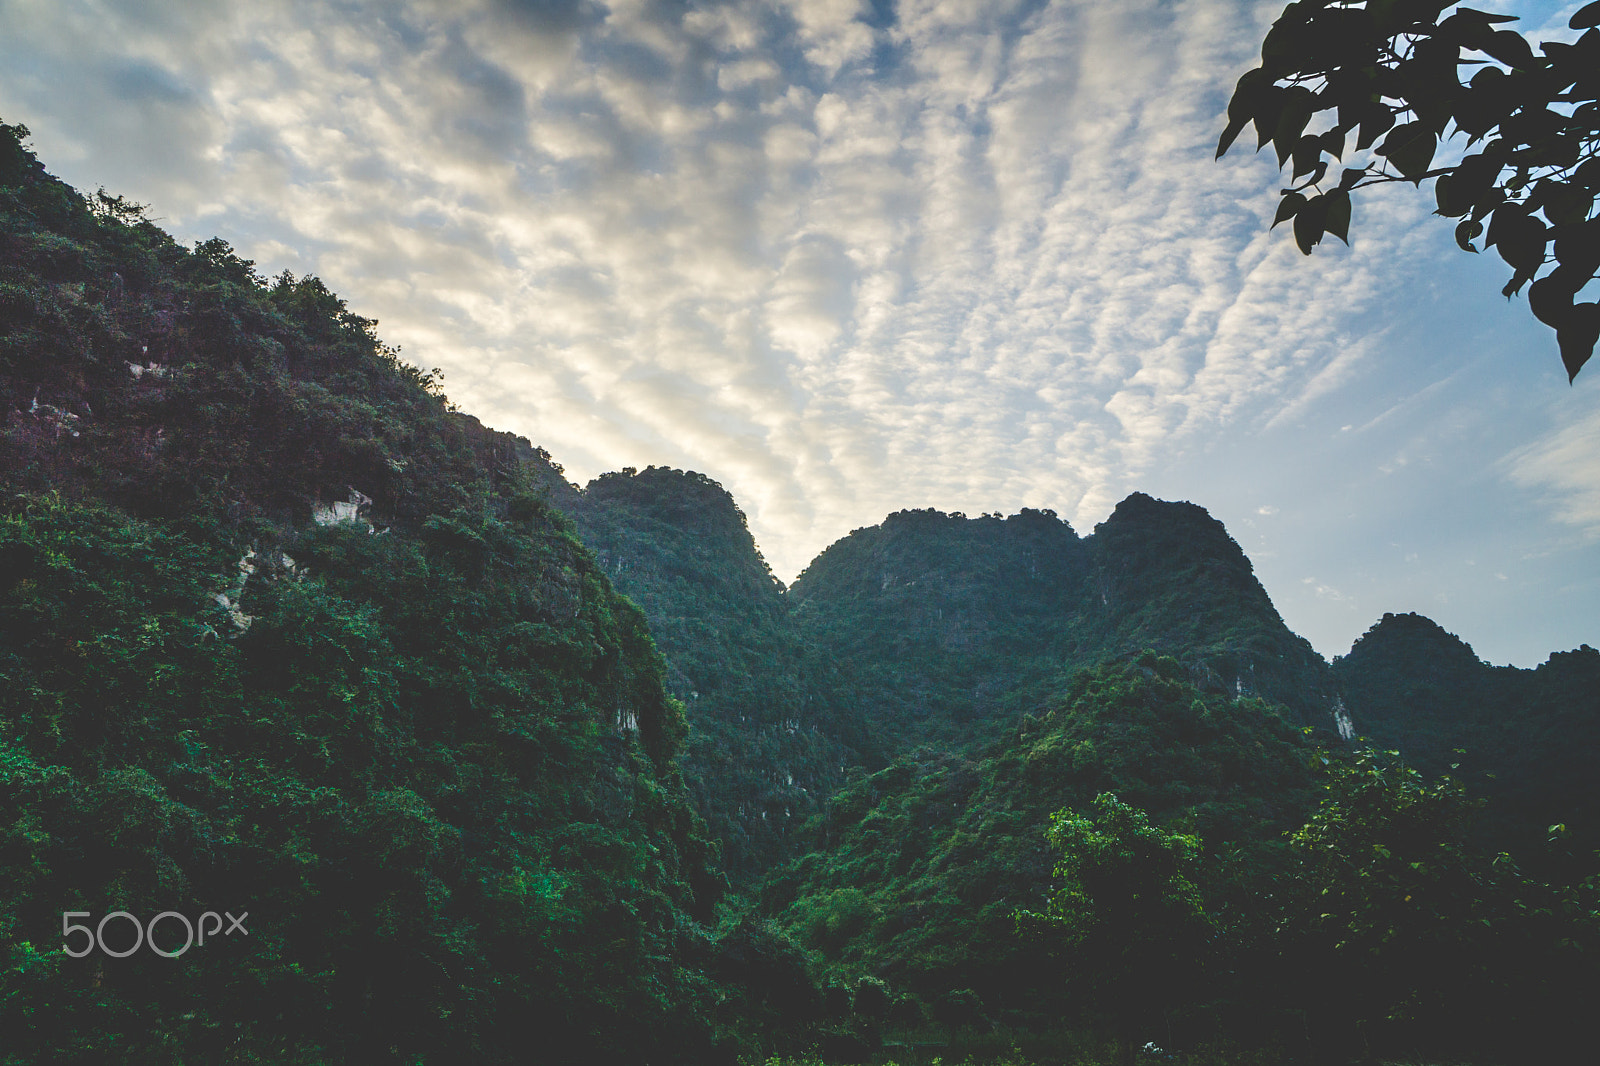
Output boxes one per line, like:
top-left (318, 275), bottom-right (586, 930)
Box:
top-left (554, 465), bottom-right (1599, 880)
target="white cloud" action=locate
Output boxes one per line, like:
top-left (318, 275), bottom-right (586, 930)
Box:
top-left (1508, 408), bottom-right (1600, 536)
top-left (3, 0), bottom-right (1595, 663)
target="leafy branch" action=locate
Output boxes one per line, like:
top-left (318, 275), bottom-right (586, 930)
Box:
top-left (1219, 0), bottom-right (1600, 380)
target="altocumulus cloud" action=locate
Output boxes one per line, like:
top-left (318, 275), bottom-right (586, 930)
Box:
top-left (2, 0), bottom-right (1596, 663)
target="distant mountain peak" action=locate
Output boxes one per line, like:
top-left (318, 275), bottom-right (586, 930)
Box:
top-left (1095, 492), bottom-right (1245, 554)
top-left (582, 465), bottom-right (753, 535)
top-left (1344, 611), bottom-right (1482, 669)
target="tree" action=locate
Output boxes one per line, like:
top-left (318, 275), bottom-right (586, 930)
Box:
top-left (1019, 793), bottom-right (1214, 1055)
top-left (1218, 1), bottom-right (1600, 381)
top-left (1274, 746), bottom-right (1600, 1060)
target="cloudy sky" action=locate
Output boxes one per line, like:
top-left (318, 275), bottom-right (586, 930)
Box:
top-left (3, 0), bottom-right (1596, 666)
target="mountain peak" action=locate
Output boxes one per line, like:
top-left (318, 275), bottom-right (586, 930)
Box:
top-left (1343, 611), bottom-right (1482, 671)
top-left (582, 465), bottom-right (752, 539)
top-left (1085, 492), bottom-right (1325, 715)
top-left (1095, 492), bottom-right (1240, 552)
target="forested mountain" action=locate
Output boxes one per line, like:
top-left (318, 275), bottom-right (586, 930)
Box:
top-left (786, 494), bottom-right (1331, 755)
top-left (5, 119), bottom-right (1597, 1065)
top-left (567, 488), bottom-right (1335, 885)
top-left (1081, 493), bottom-right (1329, 718)
top-left (787, 507), bottom-right (1091, 755)
top-left (1333, 612), bottom-right (1600, 863)
top-left (760, 656), bottom-right (1316, 1017)
top-left (0, 121), bottom-right (730, 1064)
top-left (757, 655), bottom-right (1597, 1064)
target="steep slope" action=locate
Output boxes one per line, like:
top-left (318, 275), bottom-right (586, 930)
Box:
top-left (0, 121), bottom-right (725, 1064)
top-left (1080, 492), bottom-right (1330, 719)
top-left (786, 494), bottom-right (1333, 763)
top-left (570, 466), bottom-right (852, 882)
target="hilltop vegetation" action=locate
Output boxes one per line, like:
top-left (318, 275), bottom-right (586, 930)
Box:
top-left (1333, 612), bottom-right (1600, 866)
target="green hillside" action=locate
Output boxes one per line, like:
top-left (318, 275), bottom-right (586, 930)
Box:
top-left (783, 493), bottom-right (1331, 764)
top-left (760, 656), bottom-right (1315, 1025)
top-left (0, 120), bottom-right (727, 1064)
top-left (1080, 493), bottom-right (1330, 719)
top-left (788, 506), bottom-right (1090, 754)
top-left (1333, 612), bottom-right (1600, 864)
top-left (760, 654), bottom-right (1599, 1063)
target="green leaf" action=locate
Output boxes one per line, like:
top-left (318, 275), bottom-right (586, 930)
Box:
top-left (1218, 68), bottom-right (1271, 158)
top-left (1355, 103), bottom-right (1396, 152)
top-left (1273, 87), bottom-right (1317, 168)
top-left (1479, 29), bottom-right (1537, 70)
top-left (1254, 87), bottom-right (1286, 151)
top-left (1539, 182), bottom-right (1592, 226)
top-left (1557, 303), bottom-right (1600, 381)
top-left (1529, 272), bottom-right (1576, 328)
top-left (1501, 261), bottom-right (1537, 297)
top-left (1552, 217), bottom-right (1600, 281)
top-left (1435, 150), bottom-right (1504, 218)
top-left (1217, 116), bottom-right (1250, 159)
top-left (1573, 1), bottom-right (1600, 30)
top-left (1494, 212), bottom-right (1549, 272)
top-left (1455, 8), bottom-right (1520, 25)
top-left (1455, 218), bottom-right (1483, 252)
top-left (1291, 134), bottom-right (1323, 180)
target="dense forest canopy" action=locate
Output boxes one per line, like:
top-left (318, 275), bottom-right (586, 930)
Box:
top-left (0, 119), bottom-right (730, 1064)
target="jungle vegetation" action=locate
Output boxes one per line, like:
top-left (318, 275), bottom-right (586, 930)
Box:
top-left (3, 119), bottom-right (1598, 1064)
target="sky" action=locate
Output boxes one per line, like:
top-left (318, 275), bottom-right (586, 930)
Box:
top-left (2, 0), bottom-right (1596, 666)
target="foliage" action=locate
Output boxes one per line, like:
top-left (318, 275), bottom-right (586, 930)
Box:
top-left (764, 655), bottom-right (1600, 1062)
top-left (785, 494), bottom-right (1331, 770)
top-left (1219, 1), bottom-right (1600, 379)
top-left (1331, 612), bottom-right (1600, 867)
top-left (787, 506), bottom-right (1092, 756)
top-left (0, 120), bottom-right (736, 1064)
top-left (1021, 793), bottom-right (1212, 1047)
top-left (1079, 494), bottom-right (1330, 720)
top-left (1262, 746), bottom-right (1600, 1061)
top-left (762, 656), bottom-right (1316, 1040)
